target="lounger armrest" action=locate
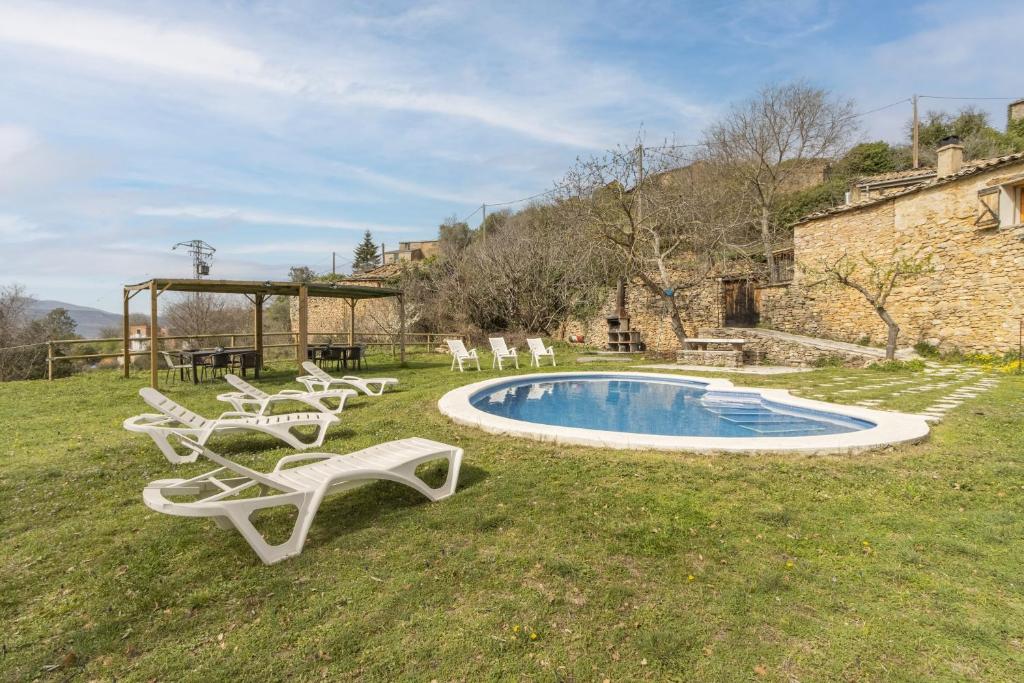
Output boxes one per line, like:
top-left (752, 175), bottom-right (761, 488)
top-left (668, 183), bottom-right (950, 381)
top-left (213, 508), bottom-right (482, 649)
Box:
top-left (216, 410), bottom-right (260, 420)
top-left (123, 413), bottom-right (176, 429)
top-left (272, 453), bottom-right (335, 472)
top-left (217, 392), bottom-right (261, 404)
top-left (306, 389), bottom-right (358, 399)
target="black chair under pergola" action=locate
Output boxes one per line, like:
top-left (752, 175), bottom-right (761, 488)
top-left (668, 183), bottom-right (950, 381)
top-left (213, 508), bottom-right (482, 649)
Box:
top-left (121, 278), bottom-right (406, 389)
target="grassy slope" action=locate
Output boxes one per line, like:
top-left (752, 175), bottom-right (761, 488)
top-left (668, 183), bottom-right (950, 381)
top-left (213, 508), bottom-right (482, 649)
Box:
top-left (1, 354), bottom-right (1023, 681)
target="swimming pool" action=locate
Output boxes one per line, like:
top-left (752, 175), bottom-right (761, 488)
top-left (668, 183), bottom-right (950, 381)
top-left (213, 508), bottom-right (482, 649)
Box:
top-left (438, 372), bottom-right (930, 453)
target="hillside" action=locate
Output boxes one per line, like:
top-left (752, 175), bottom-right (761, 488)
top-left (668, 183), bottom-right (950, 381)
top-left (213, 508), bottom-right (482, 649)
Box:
top-left (27, 300), bottom-right (121, 338)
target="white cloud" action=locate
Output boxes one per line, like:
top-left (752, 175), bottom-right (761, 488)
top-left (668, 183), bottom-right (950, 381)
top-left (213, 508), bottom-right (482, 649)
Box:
top-left (0, 2), bottom-right (616, 148)
top-left (135, 205), bottom-right (416, 233)
top-left (0, 3), bottom-right (291, 91)
top-left (0, 124), bottom-right (38, 164)
top-left (0, 213), bottom-right (57, 242)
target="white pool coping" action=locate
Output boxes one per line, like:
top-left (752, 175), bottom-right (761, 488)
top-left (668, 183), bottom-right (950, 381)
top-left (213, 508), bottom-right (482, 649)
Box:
top-left (437, 371), bottom-right (930, 455)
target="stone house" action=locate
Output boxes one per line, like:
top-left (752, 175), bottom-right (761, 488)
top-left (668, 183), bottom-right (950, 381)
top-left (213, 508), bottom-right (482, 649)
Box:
top-left (382, 240), bottom-right (439, 265)
top-left (571, 116), bottom-right (1024, 356)
top-left (759, 143), bottom-right (1024, 354)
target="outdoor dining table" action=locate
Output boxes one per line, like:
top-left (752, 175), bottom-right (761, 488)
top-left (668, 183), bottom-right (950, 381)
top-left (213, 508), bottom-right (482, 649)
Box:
top-left (177, 348), bottom-right (261, 384)
top-left (307, 345), bottom-right (363, 370)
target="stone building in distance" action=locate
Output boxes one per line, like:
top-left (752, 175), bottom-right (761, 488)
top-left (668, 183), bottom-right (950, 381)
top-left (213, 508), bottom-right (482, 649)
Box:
top-left (575, 100), bottom-right (1024, 357)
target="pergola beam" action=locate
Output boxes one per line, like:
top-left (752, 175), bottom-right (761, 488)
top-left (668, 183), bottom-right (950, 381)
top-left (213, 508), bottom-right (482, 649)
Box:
top-left (119, 278), bottom-right (404, 386)
top-left (348, 298), bottom-right (356, 346)
top-left (122, 288), bottom-right (130, 378)
top-left (253, 293), bottom-right (264, 369)
top-left (297, 284), bottom-right (309, 365)
top-left (149, 280), bottom-right (159, 389)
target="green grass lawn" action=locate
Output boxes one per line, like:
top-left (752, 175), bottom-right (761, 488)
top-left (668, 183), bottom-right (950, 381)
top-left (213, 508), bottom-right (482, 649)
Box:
top-left (2, 353), bottom-right (1023, 681)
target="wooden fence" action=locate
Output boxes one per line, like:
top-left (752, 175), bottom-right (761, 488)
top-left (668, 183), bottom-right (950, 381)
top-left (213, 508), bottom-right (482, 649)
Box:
top-left (15, 331), bottom-right (464, 380)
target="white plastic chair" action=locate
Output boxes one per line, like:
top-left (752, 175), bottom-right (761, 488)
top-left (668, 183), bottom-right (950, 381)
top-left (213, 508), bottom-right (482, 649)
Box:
top-left (446, 339), bottom-right (480, 372)
top-left (488, 337), bottom-right (519, 370)
top-left (526, 338), bottom-right (556, 367)
top-left (296, 362), bottom-right (398, 396)
top-left (217, 374), bottom-right (356, 415)
top-left (123, 388), bottom-right (338, 464)
top-left (143, 437), bottom-right (463, 564)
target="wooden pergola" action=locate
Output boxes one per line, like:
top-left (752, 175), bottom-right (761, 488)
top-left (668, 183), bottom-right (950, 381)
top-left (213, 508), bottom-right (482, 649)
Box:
top-left (122, 278), bottom-right (405, 388)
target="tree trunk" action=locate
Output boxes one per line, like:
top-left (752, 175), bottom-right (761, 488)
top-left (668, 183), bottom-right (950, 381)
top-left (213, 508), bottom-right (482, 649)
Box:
top-left (664, 294), bottom-right (688, 349)
top-left (877, 307), bottom-right (900, 360)
top-left (760, 206), bottom-right (775, 281)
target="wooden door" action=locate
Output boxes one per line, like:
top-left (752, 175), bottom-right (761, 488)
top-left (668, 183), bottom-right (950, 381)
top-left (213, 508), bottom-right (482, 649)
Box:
top-left (722, 279), bottom-right (759, 327)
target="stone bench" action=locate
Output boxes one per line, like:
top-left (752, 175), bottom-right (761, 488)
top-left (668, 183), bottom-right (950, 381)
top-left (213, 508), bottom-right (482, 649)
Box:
top-left (676, 349), bottom-right (744, 367)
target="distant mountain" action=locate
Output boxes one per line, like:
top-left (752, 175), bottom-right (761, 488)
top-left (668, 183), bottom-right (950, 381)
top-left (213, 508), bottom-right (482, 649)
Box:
top-left (27, 300), bottom-right (122, 338)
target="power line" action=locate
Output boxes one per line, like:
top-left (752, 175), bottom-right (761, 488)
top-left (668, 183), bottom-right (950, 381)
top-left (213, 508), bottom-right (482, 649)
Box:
top-left (483, 189), bottom-right (553, 208)
top-left (918, 95), bottom-right (1017, 101)
top-left (847, 97), bottom-right (911, 119)
top-left (459, 205), bottom-right (482, 223)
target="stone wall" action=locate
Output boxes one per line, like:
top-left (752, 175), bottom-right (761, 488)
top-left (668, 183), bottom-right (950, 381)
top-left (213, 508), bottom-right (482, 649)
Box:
top-left (698, 327), bottom-right (885, 367)
top-left (759, 161), bottom-right (1024, 354)
top-left (566, 274), bottom-right (723, 352)
top-left (290, 296), bottom-right (402, 341)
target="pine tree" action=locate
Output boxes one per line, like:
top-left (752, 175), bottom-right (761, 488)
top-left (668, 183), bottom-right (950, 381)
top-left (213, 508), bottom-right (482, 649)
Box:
top-left (352, 230), bottom-right (380, 272)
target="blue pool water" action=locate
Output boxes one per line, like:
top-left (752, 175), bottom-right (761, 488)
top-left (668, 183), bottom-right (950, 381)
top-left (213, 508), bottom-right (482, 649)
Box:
top-left (469, 374), bottom-right (874, 438)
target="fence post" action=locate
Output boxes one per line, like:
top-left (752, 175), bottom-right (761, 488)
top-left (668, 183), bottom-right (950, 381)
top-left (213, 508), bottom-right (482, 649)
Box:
top-left (47, 342), bottom-right (54, 381)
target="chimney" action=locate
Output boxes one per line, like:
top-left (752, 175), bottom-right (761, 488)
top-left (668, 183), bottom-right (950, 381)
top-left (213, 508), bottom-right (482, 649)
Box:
top-left (1009, 98), bottom-right (1024, 126)
top-left (936, 135), bottom-right (964, 178)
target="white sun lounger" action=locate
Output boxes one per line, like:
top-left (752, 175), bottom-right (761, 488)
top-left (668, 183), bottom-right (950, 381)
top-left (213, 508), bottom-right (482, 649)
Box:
top-left (217, 374), bottom-right (356, 415)
top-left (488, 337), bottom-right (519, 370)
top-left (143, 437), bottom-right (463, 564)
top-left (526, 338), bottom-right (557, 367)
top-left (446, 339), bottom-right (480, 372)
top-left (123, 388), bottom-right (338, 464)
top-left (297, 362), bottom-right (398, 396)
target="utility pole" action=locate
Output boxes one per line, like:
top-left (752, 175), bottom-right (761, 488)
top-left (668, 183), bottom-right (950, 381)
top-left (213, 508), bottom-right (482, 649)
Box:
top-left (912, 94), bottom-right (919, 169)
top-left (332, 251), bottom-right (336, 276)
top-left (481, 203), bottom-right (487, 244)
top-left (636, 143), bottom-right (643, 228)
top-left (171, 240), bottom-right (215, 278)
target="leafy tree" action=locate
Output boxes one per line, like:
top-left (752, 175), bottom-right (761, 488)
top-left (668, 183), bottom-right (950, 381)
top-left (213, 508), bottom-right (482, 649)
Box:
top-left (910, 107), bottom-right (1024, 164)
top-left (352, 230), bottom-right (380, 272)
top-left (288, 265), bottom-right (317, 283)
top-left (834, 141), bottom-right (903, 177)
top-left (29, 308), bottom-right (77, 341)
top-left (438, 216), bottom-right (473, 260)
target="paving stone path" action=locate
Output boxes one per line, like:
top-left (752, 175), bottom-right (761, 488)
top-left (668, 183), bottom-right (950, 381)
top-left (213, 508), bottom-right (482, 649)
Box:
top-left (795, 362), bottom-right (999, 423)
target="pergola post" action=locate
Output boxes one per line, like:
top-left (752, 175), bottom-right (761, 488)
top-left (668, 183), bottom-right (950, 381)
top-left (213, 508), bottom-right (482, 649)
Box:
top-left (254, 294), bottom-right (264, 368)
top-left (399, 293), bottom-right (406, 364)
top-left (122, 287), bottom-right (130, 378)
top-left (149, 280), bottom-right (159, 389)
top-left (297, 284), bottom-right (309, 367)
top-left (348, 298), bottom-right (356, 346)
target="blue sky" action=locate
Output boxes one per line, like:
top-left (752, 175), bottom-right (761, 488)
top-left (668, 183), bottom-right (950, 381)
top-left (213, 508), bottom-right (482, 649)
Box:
top-left (1, 0), bottom-right (1020, 313)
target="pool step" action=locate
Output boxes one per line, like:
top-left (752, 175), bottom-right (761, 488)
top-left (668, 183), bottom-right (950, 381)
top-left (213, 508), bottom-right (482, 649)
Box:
top-left (701, 398), bottom-right (830, 435)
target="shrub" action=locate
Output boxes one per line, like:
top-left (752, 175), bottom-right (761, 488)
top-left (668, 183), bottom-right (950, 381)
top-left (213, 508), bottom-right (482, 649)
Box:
top-left (869, 359), bottom-right (925, 372)
top-left (812, 354), bottom-right (847, 368)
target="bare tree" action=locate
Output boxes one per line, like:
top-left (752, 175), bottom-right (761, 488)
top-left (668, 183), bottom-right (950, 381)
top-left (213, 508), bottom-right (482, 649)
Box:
top-left (163, 293), bottom-right (251, 341)
top-left (556, 141), bottom-right (753, 347)
top-left (401, 205), bottom-right (613, 336)
top-left (806, 249), bottom-right (934, 360)
top-left (704, 82), bottom-right (856, 277)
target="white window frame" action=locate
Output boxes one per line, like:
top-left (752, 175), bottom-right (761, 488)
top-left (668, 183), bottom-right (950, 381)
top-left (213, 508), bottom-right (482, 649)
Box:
top-left (998, 183), bottom-right (1024, 229)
